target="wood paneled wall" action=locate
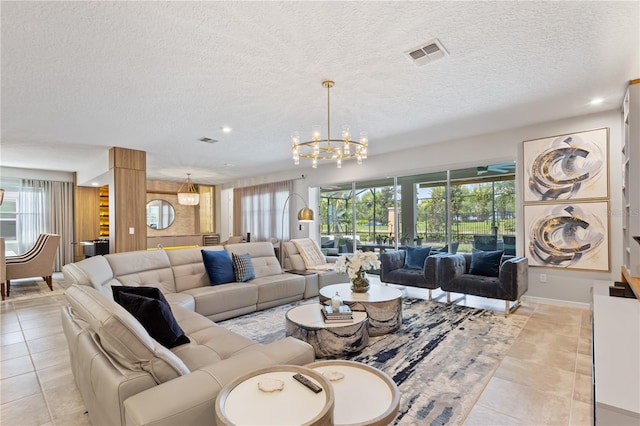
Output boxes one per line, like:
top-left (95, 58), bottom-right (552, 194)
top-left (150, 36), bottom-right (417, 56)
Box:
top-left (109, 147), bottom-right (147, 253)
top-left (73, 183), bottom-right (100, 261)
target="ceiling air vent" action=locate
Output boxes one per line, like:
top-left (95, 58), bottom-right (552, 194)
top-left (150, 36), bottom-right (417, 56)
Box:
top-left (198, 137), bottom-right (219, 144)
top-left (405, 38), bottom-right (448, 66)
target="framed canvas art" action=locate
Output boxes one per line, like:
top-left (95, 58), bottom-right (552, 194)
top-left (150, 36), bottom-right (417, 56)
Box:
top-left (523, 201), bottom-right (609, 271)
top-left (523, 128), bottom-right (609, 202)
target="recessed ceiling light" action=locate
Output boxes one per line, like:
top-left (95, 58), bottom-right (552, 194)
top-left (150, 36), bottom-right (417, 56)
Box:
top-left (91, 182), bottom-right (99, 186)
top-left (221, 126), bottom-right (232, 133)
top-left (224, 163), bottom-right (235, 167)
top-left (590, 97), bottom-right (604, 105)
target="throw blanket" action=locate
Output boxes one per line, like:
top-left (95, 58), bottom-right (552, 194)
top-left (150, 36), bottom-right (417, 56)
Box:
top-left (291, 239), bottom-right (327, 269)
top-left (306, 263), bottom-right (335, 271)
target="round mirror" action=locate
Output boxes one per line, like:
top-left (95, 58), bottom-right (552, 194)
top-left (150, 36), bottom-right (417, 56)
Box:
top-left (146, 200), bottom-right (175, 230)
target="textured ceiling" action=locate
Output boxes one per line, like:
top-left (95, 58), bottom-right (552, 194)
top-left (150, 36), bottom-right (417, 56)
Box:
top-left (1, 1), bottom-right (638, 185)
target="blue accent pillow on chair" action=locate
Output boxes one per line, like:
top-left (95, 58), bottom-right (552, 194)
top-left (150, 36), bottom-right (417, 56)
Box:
top-left (404, 246), bottom-right (432, 269)
top-left (202, 250), bottom-right (236, 285)
top-left (112, 287), bottom-right (190, 349)
top-left (232, 252), bottom-right (255, 282)
top-left (469, 248), bottom-right (504, 277)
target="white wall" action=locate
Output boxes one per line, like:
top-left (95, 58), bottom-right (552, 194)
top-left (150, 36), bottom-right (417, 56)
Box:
top-left (0, 166), bottom-right (75, 182)
top-left (223, 109), bottom-right (622, 304)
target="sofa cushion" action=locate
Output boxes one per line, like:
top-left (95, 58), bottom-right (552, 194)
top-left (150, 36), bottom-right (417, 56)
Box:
top-left (64, 285), bottom-right (189, 384)
top-left (291, 238), bottom-right (326, 268)
top-left (182, 282), bottom-right (258, 320)
top-left (164, 292), bottom-right (196, 311)
top-left (232, 253), bottom-right (255, 282)
top-left (106, 250), bottom-right (177, 294)
top-left (404, 246), bottom-right (431, 269)
top-left (112, 286), bottom-right (190, 349)
top-left (167, 246), bottom-right (225, 292)
top-left (469, 248), bottom-right (503, 277)
top-left (225, 242), bottom-right (282, 278)
top-left (250, 273), bottom-right (305, 309)
top-left (283, 241), bottom-right (307, 270)
top-left (202, 250), bottom-right (235, 285)
top-left (73, 255), bottom-right (122, 297)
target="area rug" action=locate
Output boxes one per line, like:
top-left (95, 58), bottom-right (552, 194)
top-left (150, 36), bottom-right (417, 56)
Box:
top-left (218, 297), bottom-right (528, 425)
top-left (1, 278), bottom-right (67, 303)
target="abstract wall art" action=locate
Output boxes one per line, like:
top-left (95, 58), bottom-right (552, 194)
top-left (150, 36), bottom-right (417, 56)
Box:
top-left (523, 201), bottom-right (609, 271)
top-left (523, 128), bottom-right (609, 202)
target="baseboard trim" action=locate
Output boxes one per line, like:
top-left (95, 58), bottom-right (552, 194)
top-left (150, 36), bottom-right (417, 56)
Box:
top-left (522, 295), bottom-right (591, 310)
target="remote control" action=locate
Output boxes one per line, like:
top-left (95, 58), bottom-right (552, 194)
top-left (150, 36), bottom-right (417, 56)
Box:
top-left (293, 373), bottom-right (323, 393)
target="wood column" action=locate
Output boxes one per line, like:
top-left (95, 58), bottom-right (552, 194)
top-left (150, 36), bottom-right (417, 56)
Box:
top-left (109, 147), bottom-right (147, 253)
top-left (72, 179), bottom-right (100, 261)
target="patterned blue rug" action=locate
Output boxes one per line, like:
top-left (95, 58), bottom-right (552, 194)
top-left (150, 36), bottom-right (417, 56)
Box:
top-left (218, 297), bottom-right (527, 425)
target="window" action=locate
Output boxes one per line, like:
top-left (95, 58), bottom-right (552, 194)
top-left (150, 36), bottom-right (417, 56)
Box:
top-left (319, 162), bottom-right (516, 254)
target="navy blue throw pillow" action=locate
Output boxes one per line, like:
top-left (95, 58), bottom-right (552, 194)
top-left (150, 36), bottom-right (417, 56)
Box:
top-left (202, 249), bottom-right (236, 285)
top-left (469, 248), bottom-right (504, 277)
top-left (115, 291), bottom-right (190, 349)
top-left (404, 246), bottom-right (432, 269)
top-left (112, 285), bottom-right (168, 305)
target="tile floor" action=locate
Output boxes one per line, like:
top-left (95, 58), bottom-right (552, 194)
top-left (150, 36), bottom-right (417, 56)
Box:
top-left (1, 277), bottom-right (593, 426)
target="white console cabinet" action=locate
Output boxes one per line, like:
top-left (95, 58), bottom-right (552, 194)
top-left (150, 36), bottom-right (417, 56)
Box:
top-left (592, 281), bottom-right (640, 425)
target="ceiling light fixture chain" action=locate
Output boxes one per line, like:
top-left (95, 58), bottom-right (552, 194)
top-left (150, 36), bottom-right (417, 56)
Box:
top-left (291, 80), bottom-right (368, 169)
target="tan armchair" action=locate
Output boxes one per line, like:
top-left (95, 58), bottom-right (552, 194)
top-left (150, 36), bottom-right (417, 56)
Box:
top-left (3, 233), bottom-right (61, 300)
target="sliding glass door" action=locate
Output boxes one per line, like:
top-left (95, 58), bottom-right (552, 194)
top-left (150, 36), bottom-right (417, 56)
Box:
top-left (319, 162), bottom-right (516, 255)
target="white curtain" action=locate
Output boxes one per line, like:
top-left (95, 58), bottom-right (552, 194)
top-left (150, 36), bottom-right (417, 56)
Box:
top-left (234, 180), bottom-right (293, 242)
top-left (17, 179), bottom-right (73, 270)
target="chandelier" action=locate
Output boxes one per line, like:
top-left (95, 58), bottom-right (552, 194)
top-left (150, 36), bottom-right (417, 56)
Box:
top-left (291, 80), bottom-right (368, 169)
top-left (177, 173), bottom-right (200, 206)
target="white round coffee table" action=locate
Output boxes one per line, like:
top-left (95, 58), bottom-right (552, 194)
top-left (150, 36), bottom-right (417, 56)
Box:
top-left (307, 360), bottom-right (400, 426)
top-left (319, 283), bottom-right (403, 336)
top-left (215, 365), bottom-right (334, 426)
top-left (286, 303), bottom-right (369, 358)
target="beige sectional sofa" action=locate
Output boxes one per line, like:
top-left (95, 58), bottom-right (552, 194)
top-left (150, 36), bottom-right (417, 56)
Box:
top-left (63, 242), bottom-right (310, 321)
top-left (61, 242), bottom-right (321, 425)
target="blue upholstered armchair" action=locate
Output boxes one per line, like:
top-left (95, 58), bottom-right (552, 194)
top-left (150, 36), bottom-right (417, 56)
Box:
top-left (439, 253), bottom-right (528, 314)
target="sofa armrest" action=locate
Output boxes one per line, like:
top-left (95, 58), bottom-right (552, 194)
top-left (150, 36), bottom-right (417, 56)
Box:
top-left (124, 352), bottom-right (274, 426)
top-left (498, 256), bottom-right (529, 301)
top-left (440, 254), bottom-right (467, 286)
top-left (380, 250), bottom-right (405, 282)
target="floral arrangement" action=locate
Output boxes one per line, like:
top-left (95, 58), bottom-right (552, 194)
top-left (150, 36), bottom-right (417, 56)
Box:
top-left (335, 250), bottom-right (381, 280)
